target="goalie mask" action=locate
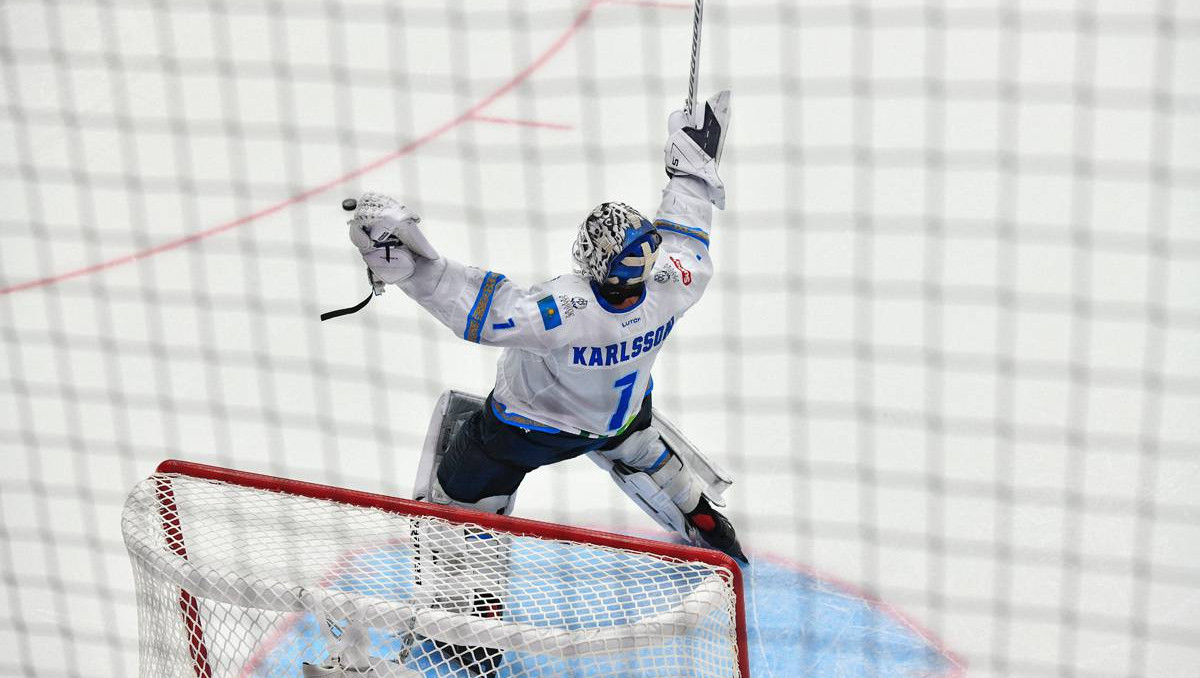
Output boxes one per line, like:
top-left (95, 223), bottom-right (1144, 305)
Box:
top-left (572, 202), bottom-right (662, 301)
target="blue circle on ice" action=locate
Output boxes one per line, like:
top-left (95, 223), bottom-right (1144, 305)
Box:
top-left (741, 554), bottom-right (960, 677)
top-left (241, 541), bottom-right (961, 677)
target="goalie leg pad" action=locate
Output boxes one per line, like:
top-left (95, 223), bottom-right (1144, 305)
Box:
top-left (411, 500), bottom-right (510, 675)
top-left (413, 390), bottom-right (513, 675)
top-left (414, 390), bottom-right (517, 516)
top-left (412, 508), bottom-right (511, 609)
top-left (609, 428), bottom-right (702, 512)
top-left (605, 462), bottom-right (693, 539)
top-left (590, 419), bottom-right (747, 562)
top-left (591, 427), bottom-right (703, 538)
top-left (649, 407), bottom-right (733, 507)
top-left (426, 477), bottom-right (513, 516)
top-left (301, 665), bottom-right (343, 677)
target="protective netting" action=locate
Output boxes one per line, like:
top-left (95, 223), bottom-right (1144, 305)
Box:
top-left (123, 470), bottom-right (741, 678)
top-left (2, 1), bottom-right (1199, 677)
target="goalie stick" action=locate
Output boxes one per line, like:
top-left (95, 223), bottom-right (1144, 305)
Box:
top-left (685, 0), bottom-right (705, 117)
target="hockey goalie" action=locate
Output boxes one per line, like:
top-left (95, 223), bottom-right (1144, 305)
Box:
top-left (346, 91), bottom-right (744, 563)
top-left (335, 92), bottom-right (742, 676)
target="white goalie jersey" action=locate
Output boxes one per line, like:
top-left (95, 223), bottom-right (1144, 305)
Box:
top-left (395, 175), bottom-right (715, 436)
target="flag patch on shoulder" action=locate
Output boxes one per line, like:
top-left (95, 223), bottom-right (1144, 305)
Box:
top-left (537, 295), bottom-right (562, 330)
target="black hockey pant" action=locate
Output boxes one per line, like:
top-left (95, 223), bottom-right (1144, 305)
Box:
top-left (438, 391), bottom-right (654, 505)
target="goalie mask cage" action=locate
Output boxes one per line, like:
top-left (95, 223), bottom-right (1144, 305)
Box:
top-left (122, 460), bottom-right (749, 678)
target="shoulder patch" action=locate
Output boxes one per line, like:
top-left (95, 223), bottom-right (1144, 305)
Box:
top-left (537, 295), bottom-right (562, 330)
top-left (555, 294), bottom-right (589, 319)
top-left (668, 256), bottom-right (693, 286)
top-left (654, 267), bottom-right (680, 285)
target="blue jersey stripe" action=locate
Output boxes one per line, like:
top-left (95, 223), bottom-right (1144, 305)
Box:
top-left (491, 399), bottom-right (561, 434)
top-left (654, 219), bottom-right (710, 248)
top-left (464, 271), bottom-right (506, 343)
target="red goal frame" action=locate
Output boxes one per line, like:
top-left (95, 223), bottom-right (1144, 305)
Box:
top-left (153, 459), bottom-right (750, 678)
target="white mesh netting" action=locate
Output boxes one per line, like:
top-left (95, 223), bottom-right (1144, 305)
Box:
top-left (122, 470), bottom-right (742, 678)
top-left (5, 2), bottom-right (1199, 676)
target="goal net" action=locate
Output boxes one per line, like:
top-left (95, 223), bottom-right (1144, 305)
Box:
top-left (124, 461), bottom-right (746, 677)
top-left (1, 1), bottom-right (1198, 677)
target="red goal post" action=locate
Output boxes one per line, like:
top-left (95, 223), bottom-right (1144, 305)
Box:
top-left (125, 459), bottom-right (750, 678)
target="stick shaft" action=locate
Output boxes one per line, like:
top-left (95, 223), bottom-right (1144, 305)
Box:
top-left (685, 0), bottom-right (704, 116)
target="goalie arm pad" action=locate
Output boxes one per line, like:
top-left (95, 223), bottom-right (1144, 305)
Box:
top-left (395, 258), bottom-right (572, 353)
top-left (655, 175), bottom-right (714, 252)
top-left (651, 175), bottom-right (716, 316)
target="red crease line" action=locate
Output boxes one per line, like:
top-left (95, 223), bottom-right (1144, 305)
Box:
top-left (0, 0), bottom-right (609, 297)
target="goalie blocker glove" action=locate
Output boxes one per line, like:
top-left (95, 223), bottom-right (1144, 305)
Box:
top-left (664, 90), bottom-right (730, 209)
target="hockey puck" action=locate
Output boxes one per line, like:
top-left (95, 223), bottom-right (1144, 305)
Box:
top-left (341, 198), bottom-right (357, 212)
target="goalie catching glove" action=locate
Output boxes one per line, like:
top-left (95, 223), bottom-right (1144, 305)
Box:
top-left (664, 90), bottom-right (730, 209)
top-left (321, 192), bottom-right (437, 320)
top-left (347, 192), bottom-right (437, 284)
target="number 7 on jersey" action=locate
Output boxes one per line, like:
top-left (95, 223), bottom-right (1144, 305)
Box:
top-left (608, 371), bottom-right (639, 431)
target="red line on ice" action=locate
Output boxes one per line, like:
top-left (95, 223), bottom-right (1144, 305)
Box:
top-left (470, 115), bottom-right (573, 131)
top-left (0, 0), bottom-right (636, 297)
top-left (605, 0), bottom-right (693, 8)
